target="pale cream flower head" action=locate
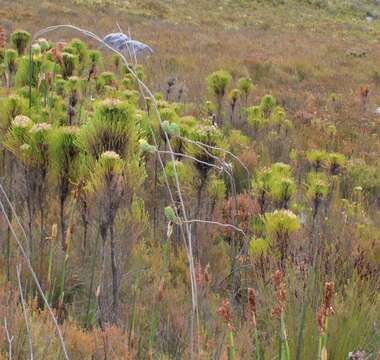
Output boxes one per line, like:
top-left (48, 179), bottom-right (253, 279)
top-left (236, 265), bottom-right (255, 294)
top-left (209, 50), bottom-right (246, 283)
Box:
top-left (101, 150), bottom-right (121, 160)
top-left (30, 123), bottom-right (52, 133)
top-left (13, 115), bottom-right (32, 128)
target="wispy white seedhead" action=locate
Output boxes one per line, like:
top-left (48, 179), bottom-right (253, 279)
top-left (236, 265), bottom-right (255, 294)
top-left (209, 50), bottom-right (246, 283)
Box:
top-left (13, 115), bottom-right (32, 128)
top-left (30, 122), bottom-right (52, 133)
top-left (101, 150), bottom-right (121, 160)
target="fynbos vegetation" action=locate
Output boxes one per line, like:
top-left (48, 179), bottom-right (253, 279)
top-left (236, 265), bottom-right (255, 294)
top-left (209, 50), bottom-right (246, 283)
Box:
top-left (1, 1), bottom-right (380, 358)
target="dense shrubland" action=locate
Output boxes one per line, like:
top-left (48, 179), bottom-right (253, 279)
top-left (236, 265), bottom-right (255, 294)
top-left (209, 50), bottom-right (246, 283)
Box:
top-left (0, 25), bottom-right (379, 360)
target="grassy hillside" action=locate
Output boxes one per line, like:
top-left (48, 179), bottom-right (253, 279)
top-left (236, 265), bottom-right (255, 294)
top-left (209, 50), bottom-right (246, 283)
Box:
top-left (3, 0), bottom-right (380, 133)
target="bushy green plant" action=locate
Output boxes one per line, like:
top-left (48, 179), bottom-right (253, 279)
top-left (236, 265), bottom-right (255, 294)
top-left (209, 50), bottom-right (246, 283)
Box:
top-left (186, 122), bottom-right (224, 180)
top-left (10, 30), bottom-right (31, 55)
top-left (228, 88), bottom-right (240, 124)
top-left (98, 71), bottom-right (116, 86)
top-left (69, 38), bottom-right (89, 71)
top-left (265, 209), bottom-right (300, 267)
top-left (207, 69), bottom-right (231, 97)
top-left (306, 171), bottom-right (330, 218)
top-left (253, 163), bottom-right (296, 211)
top-left (15, 54), bottom-right (50, 88)
top-left (4, 49), bottom-right (17, 73)
top-left (3, 49), bottom-right (17, 87)
top-left (89, 49), bottom-right (102, 66)
top-left (62, 52), bottom-right (78, 79)
top-left (265, 209), bottom-right (300, 238)
top-left (49, 126), bottom-right (80, 246)
top-left (78, 98), bottom-right (138, 159)
top-left (237, 76), bottom-right (253, 105)
top-left (306, 149), bottom-right (328, 171)
top-left (247, 105), bottom-right (264, 132)
top-left (327, 152), bottom-right (345, 175)
top-left (260, 94), bottom-right (276, 116)
top-left (0, 95), bottom-right (28, 134)
top-left (207, 69), bottom-right (232, 125)
top-left (270, 106), bottom-right (286, 127)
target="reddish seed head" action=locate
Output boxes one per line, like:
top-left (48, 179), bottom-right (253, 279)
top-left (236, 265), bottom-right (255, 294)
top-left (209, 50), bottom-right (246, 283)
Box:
top-left (317, 281), bottom-right (335, 334)
top-left (248, 288), bottom-right (257, 328)
top-left (217, 299), bottom-right (235, 331)
top-left (248, 288), bottom-right (256, 315)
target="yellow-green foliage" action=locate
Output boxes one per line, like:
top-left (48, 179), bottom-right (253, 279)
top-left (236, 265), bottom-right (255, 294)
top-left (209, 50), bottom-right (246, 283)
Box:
top-left (249, 237), bottom-right (269, 257)
top-left (247, 105), bottom-right (264, 131)
top-left (207, 176), bottom-right (226, 201)
top-left (4, 49), bottom-right (17, 71)
top-left (78, 98), bottom-right (138, 159)
top-left (253, 163), bottom-right (296, 209)
top-left (306, 149), bottom-right (328, 170)
top-left (237, 76), bottom-right (253, 102)
top-left (207, 69), bottom-right (232, 98)
top-left (260, 94), bottom-right (276, 115)
top-left (0, 95), bottom-right (28, 134)
top-left (62, 52), bottom-right (78, 79)
top-left (87, 150), bottom-right (124, 193)
top-left (265, 209), bottom-right (300, 237)
top-left (327, 152), bottom-right (345, 174)
top-left (306, 171), bottom-right (330, 200)
top-left (160, 160), bottom-right (195, 192)
top-left (48, 126), bottom-right (80, 179)
top-left (69, 38), bottom-right (89, 71)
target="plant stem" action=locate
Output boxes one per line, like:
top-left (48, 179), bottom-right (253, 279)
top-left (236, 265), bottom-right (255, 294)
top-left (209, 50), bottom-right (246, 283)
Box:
top-left (110, 223), bottom-right (119, 324)
top-left (227, 331), bottom-right (236, 360)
